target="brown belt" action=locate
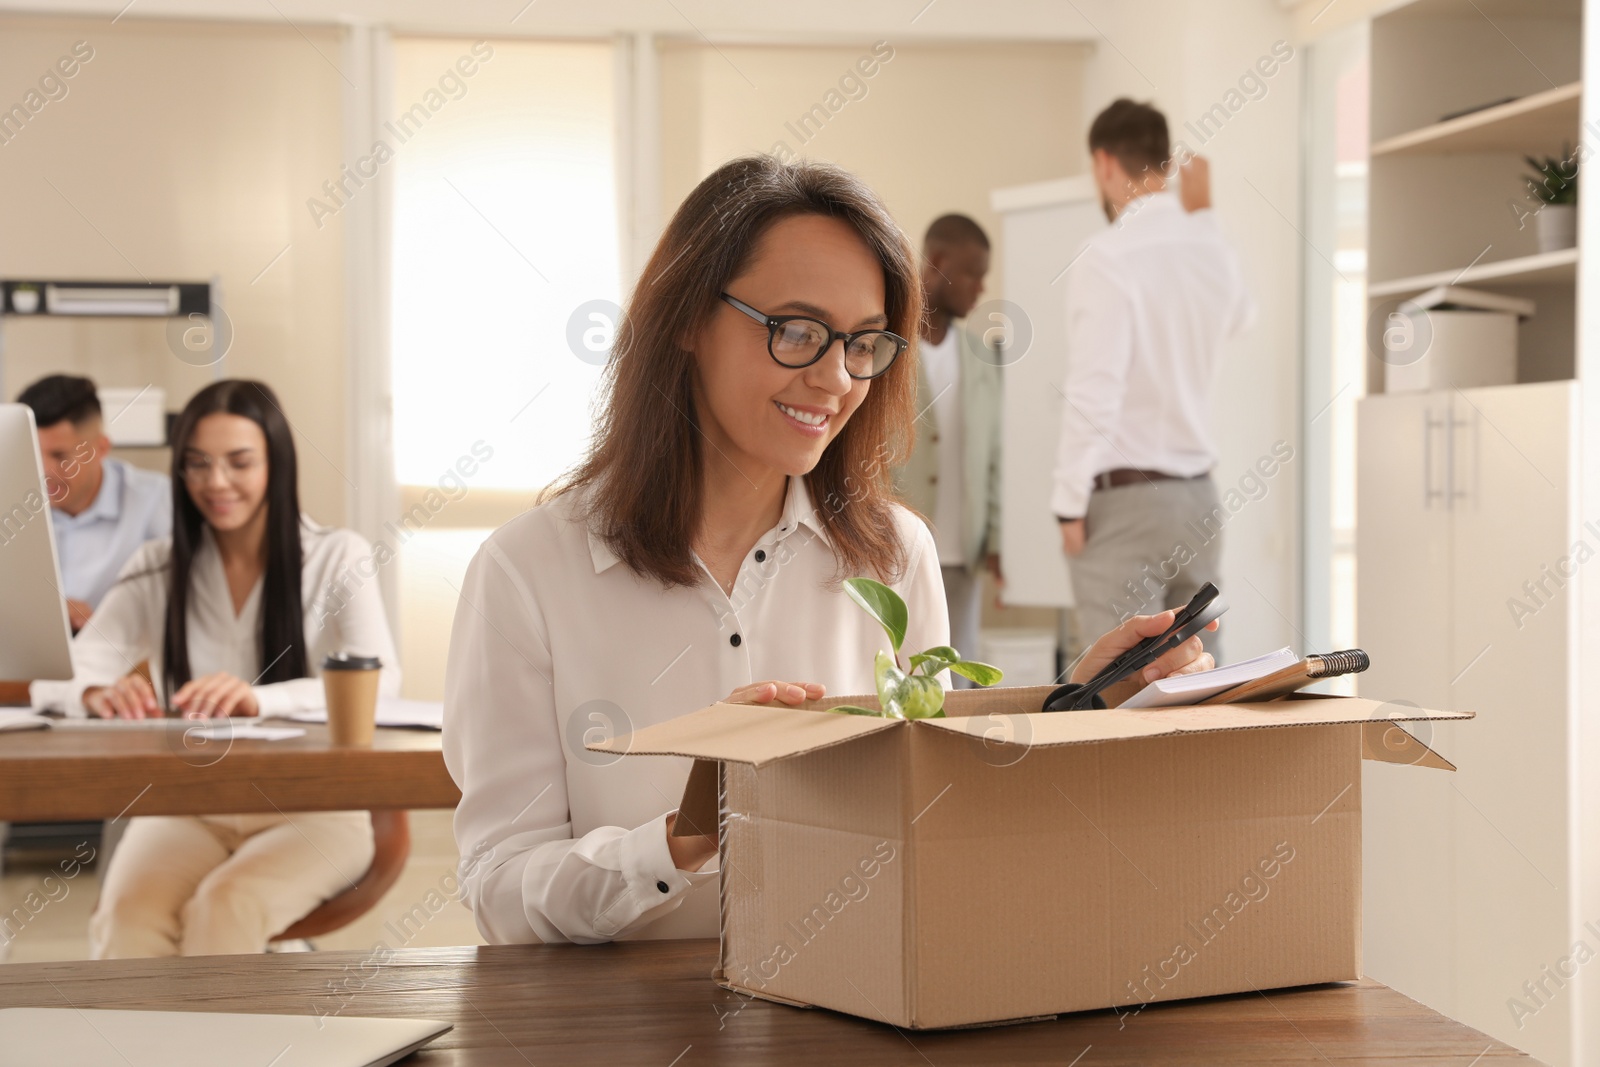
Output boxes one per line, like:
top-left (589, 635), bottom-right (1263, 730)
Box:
top-left (1092, 468), bottom-right (1208, 491)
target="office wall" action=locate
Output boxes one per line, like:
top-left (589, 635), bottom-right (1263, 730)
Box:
top-left (0, 15), bottom-right (347, 524)
top-left (1293, 0), bottom-right (1409, 41)
top-left (658, 41), bottom-right (1091, 305)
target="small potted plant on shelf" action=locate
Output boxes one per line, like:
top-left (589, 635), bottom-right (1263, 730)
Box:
top-left (829, 577), bottom-right (1003, 719)
top-left (1525, 149), bottom-right (1578, 253)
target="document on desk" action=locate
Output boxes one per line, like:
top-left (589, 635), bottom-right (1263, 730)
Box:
top-left (278, 697), bottom-right (444, 731)
top-left (0, 709), bottom-right (49, 732)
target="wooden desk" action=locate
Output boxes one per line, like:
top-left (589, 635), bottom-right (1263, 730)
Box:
top-left (0, 941), bottom-right (1540, 1065)
top-left (0, 723), bottom-right (459, 820)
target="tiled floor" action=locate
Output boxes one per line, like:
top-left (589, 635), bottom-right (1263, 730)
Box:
top-left (0, 810), bottom-right (485, 963)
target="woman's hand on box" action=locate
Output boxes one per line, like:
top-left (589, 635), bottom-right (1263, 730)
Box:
top-left (726, 680), bottom-right (825, 706)
top-left (1072, 610), bottom-right (1218, 687)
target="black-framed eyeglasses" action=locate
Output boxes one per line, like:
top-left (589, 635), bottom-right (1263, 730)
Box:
top-left (720, 292), bottom-right (907, 380)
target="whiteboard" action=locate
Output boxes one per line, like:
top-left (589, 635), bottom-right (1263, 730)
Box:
top-left (987, 176), bottom-right (1105, 608)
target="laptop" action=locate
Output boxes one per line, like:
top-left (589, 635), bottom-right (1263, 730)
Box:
top-left (0, 1008), bottom-right (451, 1067)
top-left (0, 403), bottom-right (74, 682)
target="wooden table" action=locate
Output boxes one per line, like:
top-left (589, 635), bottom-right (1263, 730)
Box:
top-left (0, 940), bottom-right (1539, 1065)
top-left (0, 722), bottom-right (459, 820)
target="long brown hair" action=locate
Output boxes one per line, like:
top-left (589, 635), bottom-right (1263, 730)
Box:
top-left (164, 380), bottom-right (307, 701)
top-left (555, 155), bottom-right (922, 587)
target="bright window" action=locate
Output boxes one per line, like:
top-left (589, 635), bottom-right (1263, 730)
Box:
top-left (388, 36), bottom-right (620, 698)
top-left (390, 36), bottom-right (620, 491)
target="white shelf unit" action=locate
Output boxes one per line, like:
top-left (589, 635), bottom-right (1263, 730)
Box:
top-left (1356, 2), bottom-right (1596, 1065)
top-left (1370, 80), bottom-right (1581, 157)
top-left (1366, 246), bottom-right (1578, 297)
top-left (1365, 0), bottom-right (1582, 394)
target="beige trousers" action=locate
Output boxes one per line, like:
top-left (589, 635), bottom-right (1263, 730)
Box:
top-left (89, 811), bottom-right (375, 958)
top-left (1068, 476), bottom-right (1224, 661)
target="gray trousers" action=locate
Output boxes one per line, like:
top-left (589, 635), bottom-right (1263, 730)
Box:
top-left (940, 565), bottom-right (983, 689)
top-left (1067, 476), bottom-right (1223, 661)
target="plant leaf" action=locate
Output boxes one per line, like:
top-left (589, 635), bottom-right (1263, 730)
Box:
top-left (875, 649), bottom-right (909, 719)
top-left (901, 674), bottom-right (946, 719)
top-left (827, 704), bottom-right (883, 717)
top-left (844, 577), bottom-right (908, 654)
top-left (909, 645), bottom-right (961, 677)
top-left (948, 659), bottom-right (1005, 687)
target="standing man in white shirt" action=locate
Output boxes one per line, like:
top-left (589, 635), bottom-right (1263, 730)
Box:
top-left (1052, 99), bottom-right (1254, 654)
top-left (19, 375), bottom-right (171, 631)
top-left (896, 214), bottom-right (1003, 677)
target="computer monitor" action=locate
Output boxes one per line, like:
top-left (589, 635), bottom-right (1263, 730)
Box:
top-left (0, 403), bottom-right (73, 680)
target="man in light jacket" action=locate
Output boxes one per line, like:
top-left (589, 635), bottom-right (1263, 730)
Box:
top-left (1053, 99), bottom-right (1254, 655)
top-left (897, 214), bottom-right (1003, 678)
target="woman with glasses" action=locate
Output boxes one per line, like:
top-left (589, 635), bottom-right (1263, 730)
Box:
top-left (443, 156), bottom-right (1214, 945)
top-left (67, 379), bottom-right (399, 957)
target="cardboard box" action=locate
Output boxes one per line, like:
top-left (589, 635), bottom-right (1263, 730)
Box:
top-left (1386, 286), bottom-right (1533, 394)
top-left (1386, 309), bottom-right (1517, 392)
top-left (592, 685), bottom-right (1470, 1030)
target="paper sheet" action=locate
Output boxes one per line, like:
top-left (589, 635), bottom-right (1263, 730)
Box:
top-left (278, 698), bottom-right (444, 731)
top-left (187, 722), bottom-right (307, 741)
top-left (1120, 647), bottom-right (1299, 708)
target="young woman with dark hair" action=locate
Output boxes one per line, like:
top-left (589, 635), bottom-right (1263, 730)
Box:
top-left (443, 155), bottom-right (1215, 945)
top-left (67, 379), bottom-right (400, 957)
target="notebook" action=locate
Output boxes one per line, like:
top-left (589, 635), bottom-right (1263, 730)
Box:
top-left (1118, 647), bottom-right (1299, 708)
top-left (1200, 649), bottom-right (1371, 705)
top-left (0, 1008), bottom-right (451, 1067)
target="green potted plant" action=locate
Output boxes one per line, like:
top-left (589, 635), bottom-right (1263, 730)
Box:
top-left (1525, 149), bottom-right (1577, 253)
top-left (10, 283), bottom-right (39, 314)
top-left (829, 577), bottom-right (1003, 719)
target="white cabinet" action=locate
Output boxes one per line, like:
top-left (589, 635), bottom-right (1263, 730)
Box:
top-left (1359, 381), bottom-right (1577, 1061)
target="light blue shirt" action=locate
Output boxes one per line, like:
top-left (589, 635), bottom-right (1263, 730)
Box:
top-left (52, 457), bottom-right (172, 609)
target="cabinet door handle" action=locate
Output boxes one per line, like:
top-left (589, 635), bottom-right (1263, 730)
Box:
top-left (1424, 410), bottom-right (1446, 509)
top-left (1449, 412), bottom-right (1473, 508)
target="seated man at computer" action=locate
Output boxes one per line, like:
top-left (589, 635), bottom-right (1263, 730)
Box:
top-left (19, 375), bottom-right (170, 632)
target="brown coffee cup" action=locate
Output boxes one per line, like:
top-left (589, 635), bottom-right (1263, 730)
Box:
top-left (322, 652), bottom-right (382, 746)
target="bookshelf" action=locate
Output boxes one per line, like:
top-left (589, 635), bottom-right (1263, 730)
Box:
top-left (1356, 2), bottom-right (1591, 1064)
top-left (1369, 80), bottom-right (1581, 158)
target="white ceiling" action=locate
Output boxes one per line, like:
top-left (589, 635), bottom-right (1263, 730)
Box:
top-left (0, 0), bottom-right (1112, 41)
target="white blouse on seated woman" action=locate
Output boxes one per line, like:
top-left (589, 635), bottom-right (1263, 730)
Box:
top-left (65, 517), bottom-right (400, 718)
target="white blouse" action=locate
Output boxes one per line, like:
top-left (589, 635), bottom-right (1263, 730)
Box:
top-left (443, 476), bottom-right (949, 945)
top-left (61, 518), bottom-right (401, 717)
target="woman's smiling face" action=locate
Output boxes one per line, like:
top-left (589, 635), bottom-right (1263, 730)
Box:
top-left (689, 213), bottom-right (888, 481)
top-left (180, 413), bottom-right (271, 533)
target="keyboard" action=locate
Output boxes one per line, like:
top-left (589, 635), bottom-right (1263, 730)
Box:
top-left (48, 716), bottom-right (195, 729)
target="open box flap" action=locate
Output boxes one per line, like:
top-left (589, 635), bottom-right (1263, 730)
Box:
top-left (588, 700), bottom-right (900, 767)
top-left (593, 690), bottom-right (1470, 769)
top-left (917, 694), bottom-right (1472, 754)
top-left (1362, 720), bottom-right (1456, 770)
